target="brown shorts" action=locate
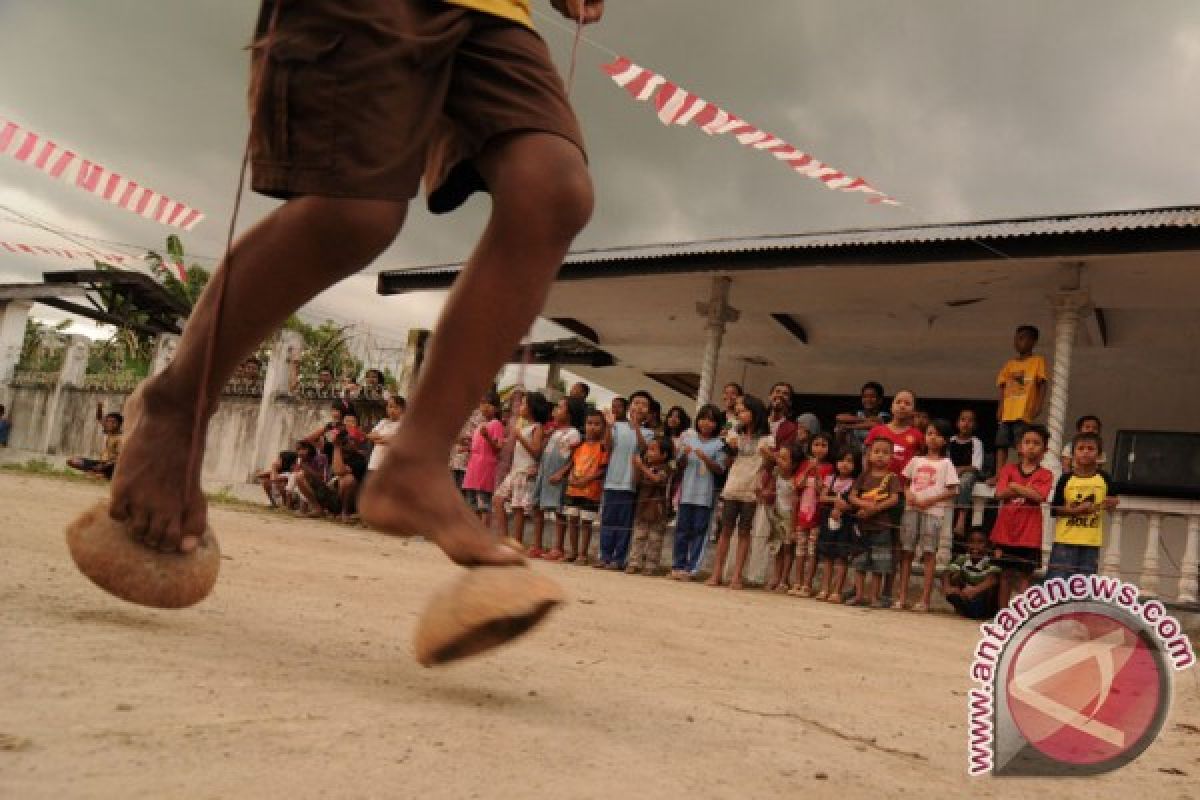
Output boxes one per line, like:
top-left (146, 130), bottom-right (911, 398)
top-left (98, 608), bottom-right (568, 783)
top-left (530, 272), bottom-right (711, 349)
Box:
top-left (248, 0), bottom-right (585, 213)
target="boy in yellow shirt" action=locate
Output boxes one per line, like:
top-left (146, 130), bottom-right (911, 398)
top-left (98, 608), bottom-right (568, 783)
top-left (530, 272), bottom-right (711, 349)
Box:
top-left (1047, 431), bottom-right (1119, 580)
top-left (992, 324), bottom-right (1047, 479)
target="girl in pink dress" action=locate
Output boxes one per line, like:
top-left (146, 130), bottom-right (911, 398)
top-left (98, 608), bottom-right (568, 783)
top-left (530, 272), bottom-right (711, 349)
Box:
top-left (461, 391), bottom-right (505, 524)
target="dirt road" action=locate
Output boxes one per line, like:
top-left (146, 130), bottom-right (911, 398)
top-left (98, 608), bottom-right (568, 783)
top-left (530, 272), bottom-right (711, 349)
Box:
top-left (1, 474), bottom-right (1197, 799)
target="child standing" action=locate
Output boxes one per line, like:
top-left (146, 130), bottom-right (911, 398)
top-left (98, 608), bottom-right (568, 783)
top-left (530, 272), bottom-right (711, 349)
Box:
top-left (788, 432), bottom-right (834, 598)
top-left (814, 447), bottom-right (861, 603)
top-left (493, 391), bottom-right (551, 550)
top-left (993, 324), bottom-right (1047, 479)
top-left (461, 391), bottom-right (505, 524)
top-left (626, 436), bottom-right (674, 575)
top-left (847, 438), bottom-right (903, 607)
top-left (942, 529), bottom-right (1001, 620)
top-left (564, 409), bottom-right (608, 565)
top-left (896, 419), bottom-right (959, 611)
top-left (1060, 415), bottom-right (1106, 473)
top-left (597, 391), bottom-right (655, 569)
top-left (865, 388), bottom-right (924, 602)
top-left (989, 425), bottom-right (1053, 607)
top-left (366, 395), bottom-right (406, 477)
top-left (706, 395), bottom-right (774, 590)
top-left (765, 443), bottom-right (801, 592)
top-left (1047, 431), bottom-right (1119, 580)
top-left (672, 405), bottom-right (727, 580)
top-left (530, 397), bottom-right (584, 560)
top-left (948, 409), bottom-right (984, 541)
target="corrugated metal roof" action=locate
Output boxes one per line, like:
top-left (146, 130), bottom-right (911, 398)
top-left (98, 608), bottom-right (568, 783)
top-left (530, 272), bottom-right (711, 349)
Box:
top-left (378, 205), bottom-right (1200, 289)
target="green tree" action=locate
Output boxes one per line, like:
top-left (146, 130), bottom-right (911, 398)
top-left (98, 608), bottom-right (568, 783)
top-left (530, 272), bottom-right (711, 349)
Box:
top-left (282, 315), bottom-right (363, 384)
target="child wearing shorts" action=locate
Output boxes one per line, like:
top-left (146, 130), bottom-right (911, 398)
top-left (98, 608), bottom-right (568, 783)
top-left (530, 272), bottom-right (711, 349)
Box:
top-left (896, 419), bottom-right (959, 611)
top-left (564, 409), bottom-right (608, 565)
top-left (106, 0), bottom-right (604, 598)
top-left (814, 447), bottom-right (860, 603)
top-left (989, 425), bottom-right (1053, 607)
top-left (847, 438), bottom-right (903, 607)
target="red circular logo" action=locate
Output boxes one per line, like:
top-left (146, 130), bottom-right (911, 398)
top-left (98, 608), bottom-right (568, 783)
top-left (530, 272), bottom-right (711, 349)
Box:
top-left (1005, 611), bottom-right (1163, 766)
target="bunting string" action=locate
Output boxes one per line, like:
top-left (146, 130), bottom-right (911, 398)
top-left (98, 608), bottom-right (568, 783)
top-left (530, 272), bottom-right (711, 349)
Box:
top-left (0, 117), bottom-right (206, 230)
top-left (601, 56), bottom-right (899, 206)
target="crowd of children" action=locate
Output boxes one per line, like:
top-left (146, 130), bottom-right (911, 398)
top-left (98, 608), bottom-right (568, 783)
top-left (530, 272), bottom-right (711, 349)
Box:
top-left (453, 325), bottom-right (1119, 622)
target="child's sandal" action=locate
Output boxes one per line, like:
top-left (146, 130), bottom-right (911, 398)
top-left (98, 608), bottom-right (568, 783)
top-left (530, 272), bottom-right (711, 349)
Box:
top-left (826, 594), bottom-right (843, 604)
top-left (797, 587), bottom-right (813, 598)
top-left (890, 600), bottom-right (906, 611)
top-left (814, 591), bottom-right (829, 602)
top-left (912, 602), bottom-right (929, 613)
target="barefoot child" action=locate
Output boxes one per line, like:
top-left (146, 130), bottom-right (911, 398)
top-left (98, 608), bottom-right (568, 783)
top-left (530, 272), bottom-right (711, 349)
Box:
top-left (530, 397), bottom-right (584, 560)
top-left (107, 0), bottom-right (605, 627)
top-left (564, 409), bottom-right (608, 564)
top-left (1046, 430), bottom-right (1118, 580)
top-left (896, 419), bottom-right (959, 611)
top-left (707, 395), bottom-right (774, 589)
top-left (942, 529), bottom-right (1001, 620)
top-left (493, 391), bottom-right (550, 551)
top-left (865, 388), bottom-right (924, 602)
top-left (671, 404), bottom-right (726, 580)
top-left (993, 324), bottom-right (1047, 479)
top-left (814, 447), bottom-right (860, 603)
top-left (847, 438), bottom-right (902, 607)
top-left (948, 408), bottom-right (983, 542)
top-left (765, 442), bottom-right (800, 592)
top-left (788, 432), bottom-right (834, 598)
top-left (67, 408), bottom-right (124, 481)
top-left (366, 395), bottom-right (406, 478)
top-left (462, 391), bottom-right (506, 525)
top-left (989, 425), bottom-right (1053, 607)
top-left (626, 436), bottom-right (674, 575)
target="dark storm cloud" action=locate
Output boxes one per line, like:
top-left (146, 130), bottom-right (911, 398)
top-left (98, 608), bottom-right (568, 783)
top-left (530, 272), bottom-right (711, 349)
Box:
top-left (2, 1), bottom-right (1198, 334)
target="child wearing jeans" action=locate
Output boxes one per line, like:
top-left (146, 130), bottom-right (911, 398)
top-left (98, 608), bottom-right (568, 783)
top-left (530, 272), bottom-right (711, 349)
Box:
top-left (896, 419), bottom-right (959, 612)
top-left (672, 405), bottom-right (727, 580)
top-left (706, 395), bottom-right (774, 590)
top-left (564, 409), bottom-right (609, 565)
top-left (847, 438), bottom-right (903, 607)
top-left (788, 432), bottom-right (834, 598)
top-left (626, 436), bottom-right (674, 575)
top-left (947, 408), bottom-right (984, 541)
top-left (765, 442), bottom-right (801, 592)
top-left (814, 447), bottom-right (861, 603)
top-left (1047, 431), bottom-right (1118, 580)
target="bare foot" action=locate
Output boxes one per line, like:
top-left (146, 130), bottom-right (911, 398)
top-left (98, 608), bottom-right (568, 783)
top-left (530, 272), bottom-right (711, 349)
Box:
top-left (729, 581), bottom-right (744, 590)
top-left (108, 380), bottom-right (208, 553)
top-left (704, 576), bottom-right (721, 587)
top-left (359, 443), bottom-right (523, 568)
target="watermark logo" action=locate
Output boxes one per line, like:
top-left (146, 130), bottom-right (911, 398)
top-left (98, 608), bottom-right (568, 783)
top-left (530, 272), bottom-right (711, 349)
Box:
top-left (968, 575), bottom-right (1195, 776)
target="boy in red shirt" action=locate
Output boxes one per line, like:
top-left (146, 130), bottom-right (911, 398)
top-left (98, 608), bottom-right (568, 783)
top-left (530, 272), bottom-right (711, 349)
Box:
top-left (988, 425), bottom-right (1053, 607)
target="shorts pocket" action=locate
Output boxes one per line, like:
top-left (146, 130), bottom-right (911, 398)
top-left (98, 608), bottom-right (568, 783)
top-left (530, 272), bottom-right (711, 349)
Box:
top-left (250, 30), bottom-right (344, 169)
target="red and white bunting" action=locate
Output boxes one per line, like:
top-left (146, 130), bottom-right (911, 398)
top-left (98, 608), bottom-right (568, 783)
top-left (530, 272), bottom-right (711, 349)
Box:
top-left (601, 57), bottom-right (898, 206)
top-left (0, 240), bottom-right (131, 264)
top-left (0, 117), bottom-right (206, 230)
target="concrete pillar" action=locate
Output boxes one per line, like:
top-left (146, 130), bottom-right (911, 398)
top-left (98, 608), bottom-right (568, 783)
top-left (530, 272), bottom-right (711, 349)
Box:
top-left (39, 334), bottom-right (89, 454)
top-left (1103, 510), bottom-right (1124, 578)
top-left (249, 330), bottom-right (303, 479)
top-left (1045, 290), bottom-right (1088, 461)
top-left (1179, 515), bottom-right (1199, 604)
top-left (1042, 289), bottom-right (1088, 565)
top-left (150, 333), bottom-right (180, 376)
top-left (396, 328), bottom-right (431, 398)
top-left (694, 276), bottom-right (739, 411)
top-left (0, 299), bottom-right (32, 406)
top-left (546, 362), bottom-right (562, 393)
top-left (1140, 513), bottom-right (1163, 597)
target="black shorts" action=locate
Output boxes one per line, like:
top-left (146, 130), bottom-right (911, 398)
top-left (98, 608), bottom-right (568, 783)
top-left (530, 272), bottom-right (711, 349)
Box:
top-left (720, 499), bottom-right (757, 534)
top-left (995, 420), bottom-right (1029, 449)
top-left (75, 458), bottom-right (115, 479)
top-left (992, 542), bottom-right (1041, 574)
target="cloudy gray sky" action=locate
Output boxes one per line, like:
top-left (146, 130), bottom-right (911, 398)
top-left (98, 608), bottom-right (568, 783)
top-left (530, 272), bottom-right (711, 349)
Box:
top-left (2, 0), bottom-right (1199, 346)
